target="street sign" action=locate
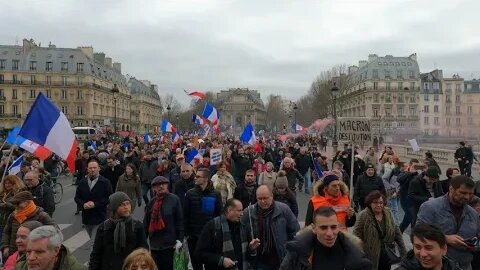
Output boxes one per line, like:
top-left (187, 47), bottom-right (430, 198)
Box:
top-left (337, 117), bottom-right (372, 144)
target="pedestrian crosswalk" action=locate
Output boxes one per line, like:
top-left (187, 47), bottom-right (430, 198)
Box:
top-left (55, 223), bottom-right (93, 264)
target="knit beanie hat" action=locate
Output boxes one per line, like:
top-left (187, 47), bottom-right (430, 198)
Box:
top-left (20, 220), bottom-right (43, 231)
top-left (109, 192), bottom-right (131, 213)
top-left (322, 174), bottom-right (340, 187)
top-left (275, 170), bottom-right (289, 188)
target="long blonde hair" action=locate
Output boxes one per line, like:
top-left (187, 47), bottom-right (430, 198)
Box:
top-left (0, 175), bottom-right (25, 199)
top-left (122, 248), bottom-right (157, 270)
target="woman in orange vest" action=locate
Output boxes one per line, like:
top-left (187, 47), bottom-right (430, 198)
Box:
top-left (304, 173), bottom-right (356, 231)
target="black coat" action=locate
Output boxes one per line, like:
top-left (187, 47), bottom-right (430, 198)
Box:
top-left (184, 184), bottom-right (222, 237)
top-left (233, 183), bottom-right (258, 210)
top-left (173, 175), bottom-right (195, 207)
top-left (89, 218), bottom-right (148, 270)
top-left (407, 174), bottom-right (444, 219)
top-left (354, 173), bottom-right (386, 207)
top-left (294, 154), bottom-right (312, 175)
top-left (231, 151), bottom-right (253, 181)
top-left (144, 193), bottom-right (184, 250)
top-left (100, 164), bottom-right (124, 190)
top-left (74, 175), bottom-right (113, 225)
top-left (274, 191), bottom-right (299, 218)
top-left (397, 250), bottom-right (462, 270)
top-left (28, 180), bottom-right (55, 217)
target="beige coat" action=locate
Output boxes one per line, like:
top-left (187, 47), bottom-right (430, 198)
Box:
top-left (258, 171), bottom-right (278, 191)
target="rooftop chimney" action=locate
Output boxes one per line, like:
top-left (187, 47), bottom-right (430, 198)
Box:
top-left (113, 62), bottom-right (122, 73)
top-left (78, 46), bottom-right (93, 59)
top-left (104, 57), bottom-right (112, 68)
top-left (368, 54), bottom-right (378, 62)
top-left (94, 53), bottom-right (106, 65)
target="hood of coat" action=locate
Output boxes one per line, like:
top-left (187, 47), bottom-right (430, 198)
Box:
top-left (312, 178), bottom-right (349, 197)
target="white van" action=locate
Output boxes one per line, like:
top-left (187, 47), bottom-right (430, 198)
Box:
top-left (72, 127), bottom-right (103, 142)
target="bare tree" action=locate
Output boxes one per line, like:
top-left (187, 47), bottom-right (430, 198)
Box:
top-left (162, 94), bottom-right (182, 121)
top-left (265, 94), bottom-right (288, 132)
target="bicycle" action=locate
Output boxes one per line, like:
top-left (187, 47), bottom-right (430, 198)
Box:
top-left (49, 176), bottom-right (64, 204)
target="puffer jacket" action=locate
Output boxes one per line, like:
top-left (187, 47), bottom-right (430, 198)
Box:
top-left (397, 250), bottom-right (462, 270)
top-left (279, 228), bottom-right (372, 270)
top-left (184, 183), bottom-right (223, 237)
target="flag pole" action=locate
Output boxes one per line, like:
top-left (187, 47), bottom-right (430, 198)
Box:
top-left (1, 136), bottom-right (19, 181)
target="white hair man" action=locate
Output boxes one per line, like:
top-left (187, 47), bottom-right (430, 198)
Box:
top-left (16, 225), bottom-right (86, 270)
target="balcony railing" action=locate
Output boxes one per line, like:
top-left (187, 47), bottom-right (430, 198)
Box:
top-left (0, 113), bottom-right (22, 118)
top-left (0, 80), bottom-right (116, 92)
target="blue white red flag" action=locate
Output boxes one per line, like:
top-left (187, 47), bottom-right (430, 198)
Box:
top-left (192, 114), bottom-right (206, 125)
top-left (291, 123), bottom-right (306, 132)
top-left (161, 120), bottom-right (176, 133)
top-left (202, 103), bottom-right (219, 123)
top-left (240, 122), bottom-right (256, 145)
top-left (8, 154), bottom-right (24, 175)
top-left (186, 147), bottom-right (203, 164)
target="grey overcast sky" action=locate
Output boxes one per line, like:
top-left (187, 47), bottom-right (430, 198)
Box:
top-left (2, 0), bottom-right (480, 105)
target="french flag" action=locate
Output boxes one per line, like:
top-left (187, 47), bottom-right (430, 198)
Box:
top-left (161, 120), bottom-right (176, 133)
top-left (240, 122), bottom-right (256, 145)
top-left (192, 114), bottom-right (206, 125)
top-left (172, 132), bottom-right (181, 144)
top-left (159, 134), bottom-right (167, 143)
top-left (8, 154), bottom-right (24, 175)
top-left (186, 147), bottom-right (203, 165)
top-left (291, 123), bottom-right (306, 132)
top-left (6, 127), bottom-right (52, 160)
top-left (184, 89), bottom-right (206, 101)
top-left (18, 93), bottom-right (77, 171)
top-left (144, 134), bottom-right (152, 144)
top-left (202, 103), bottom-right (219, 123)
top-left (311, 153), bottom-right (324, 178)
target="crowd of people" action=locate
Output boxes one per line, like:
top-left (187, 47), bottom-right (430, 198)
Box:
top-left (0, 133), bottom-right (479, 270)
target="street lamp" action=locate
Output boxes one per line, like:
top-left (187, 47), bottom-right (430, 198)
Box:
top-left (176, 113), bottom-right (179, 130)
top-left (293, 102), bottom-right (298, 132)
top-left (331, 81), bottom-right (339, 152)
top-left (166, 104), bottom-right (171, 121)
top-left (111, 84), bottom-right (119, 136)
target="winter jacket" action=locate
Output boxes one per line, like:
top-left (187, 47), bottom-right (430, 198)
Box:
top-left (16, 245), bottom-right (86, 270)
top-left (100, 164), bottom-right (124, 191)
top-left (258, 171), bottom-right (278, 191)
top-left (454, 147), bottom-right (469, 163)
top-left (173, 174), bottom-right (195, 207)
top-left (279, 229), bottom-right (372, 270)
top-left (397, 171), bottom-right (418, 207)
top-left (363, 154), bottom-right (378, 167)
top-left (0, 194), bottom-right (16, 231)
top-left (115, 174), bottom-right (141, 211)
top-left (273, 190), bottom-right (299, 217)
top-left (241, 201), bottom-right (300, 261)
top-left (138, 159), bottom-right (159, 184)
top-left (89, 218), bottom-right (148, 270)
top-left (284, 167), bottom-right (305, 190)
top-left (407, 173), bottom-right (444, 222)
top-left (353, 207), bottom-right (407, 270)
top-left (231, 151), bottom-right (253, 182)
top-left (397, 250), bottom-right (462, 270)
top-left (354, 173), bottom-right (386, 208)
top-left (28, 180), bottom-right (55, 217)
top-left (417, 195), bottom-right (480, 268)
top-left (74, 175), bottom-right (113, 226)
top-left (1, 206), bottom-right (55, 256)
top-left (294, 154), bottom-right (312, 175)
top-left (184, 184), bottom-right (223, 237)
top-left (144, 193), bottom-right (184, 250)
top-left (234, 183), bottom-right (258, 209)
top-left (211, 172), bottom-right (237, 206)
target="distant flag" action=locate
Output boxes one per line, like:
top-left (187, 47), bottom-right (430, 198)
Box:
top-left (184, 89), bottom-right (206, 101)
top-left (311, 153), bottom-right (324, 178)
top-left (186, 147), bottom-right (203, 164)
top-left (202, 125), bottom-right (211, 139)
top-left (172, 132), bottom-right (181, 144)
top-left (291, 123), bottom-right (306, 132)
top-left (6, 127), bottom-right (51, 159)
top-left (202, 103), bottom-right (220, 123)
top-left (6, 126), bottom-right (21, 144)
top-left (144, 134), bottom-right (152, 144)
top-left (159, 135), bottom-right (167, 143)
top-left (161, 120), bottom-right (176, 133)
top-left (240, 122), bottom-right (256, 145)
top-left (192, 114), bottom-right (206, 125)
top-left (18, 93), bottom-right (77, 171)
top-left (8, 154), bottom-right (24, 175)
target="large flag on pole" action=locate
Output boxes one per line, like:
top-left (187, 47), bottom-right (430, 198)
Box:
top-left (161, 120), bottom-right (176, 133)
top-left (240, 122), bottom-right (256, 145)
top-left (202, 103), bottom-right (219, 123)
top-left (192, 114), bottom-right (206, 125)
top-left (6, 127), bottom-right (51, 159)
top-left (184, 89), bottom-right (206, 101)
top-left (18, 93), bottom-right (77, 171)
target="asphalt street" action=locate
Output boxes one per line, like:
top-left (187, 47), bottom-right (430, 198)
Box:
top-left (53, 173), bottom-right (415, 266)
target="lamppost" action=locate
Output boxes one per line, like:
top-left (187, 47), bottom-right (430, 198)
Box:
top-left (331, 81), bottom-right (339, 152)
top-left (111, 84), bottom-right (119, 136)
top-left (176, 113), bottom-right (179, 130)
top-left (292, 102), bottom-right (298, 132)
top-left (166, 104), bottom-right (171, 121)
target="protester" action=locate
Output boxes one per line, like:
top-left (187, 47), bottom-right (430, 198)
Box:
top-left (381, 157), bottom-right (401, 225)
top-left (272, 172), bottom-right (299, 217)
top-left (354, 164), bottom-right (386, 209)
top-left (258, 162), bottom-right (278, 191)
top-left (116, 163), bottom-right (142, 212)
top-left (234, 169), bottom-right (258, 209)
top-left (354, 191), bottom-right (406, 270)
top-left (282, 157), bottom-right (305, 192)
top-left (280, 207), bottom-right (372, 270)
top-left (424, 151), bottom-right (442, 175)
top-left (122, 248), bottom-right (158, 270)
top-left (17, 161), bottom-right (31, 181)
top-left (397, 224), bottom-right (462, 270)
top-left (397, 159), bottom-right (420, 233)
top-left (1, 191), bottom-right (55, 257)
top-left (417, 175), bottom-right (480, 270)
top-left (0, 175), bottom-right (25, 238)
top-left (172, 163), bottom-right (195, 207)
top-left (74, 160), bottom-right (113, 242)
top-left (441, 167), bottom-right (460, 194)
top-left (195, 198), bottom-right (251, 270)
top-left (184, 168), bottom-right (222, 270)
top-left (364, 148), bottom-right (378, 168)
top-left (144, 176), bottom-right (183, 270)
top-left (211, 160), bottom-right (237, 206)
top-left (16, 225), bottom-right (86, 270)
top-left (100, 155), bottom-right (124, 191)
top-left (231, 146), bottom-right (253, 184)
top-left (24, 171), bottom-right (55, 217)
top-left (242, 185), bottom-right (299, 270)
top-left (455, 142), bottom-right (471, 176)
top-left (468, 196), bottom-right (480, 270)
top-left (138, 151), bottom-right (159, 204)
top-left (2, 220), bottom-right (43, 270)
top-left (294, 147), bottom-right (312, 193)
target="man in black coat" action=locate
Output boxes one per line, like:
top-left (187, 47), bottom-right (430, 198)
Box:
top-left (195, 198), bottom-right (251, 270)
top-left (407, 166), bottom-right (444, 227)
top-left (233, 169), bottom-right (258, 210)
top-left (231, 147), bottom-right (253, 184)
top-left (74, 159), bottom-right (113, 242)
top-left (173, 163), bottom-right (196, 207)
top-left (100, 155), bottom-right (124, 190)
top-left (354, 164), bottom-right (386, 208)
top-left (454, 141), bottom-right (470, 176)
top-left (24, 171), bottom-right (55, 217)
top-left (184, 168), bottom-right (223, 270)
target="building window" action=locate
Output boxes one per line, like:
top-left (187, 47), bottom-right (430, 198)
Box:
top-left (0, 59), bottom-right (6, 70)
top-left (77, 77), bottom-right (83, 86)
top-left (385, 94), bottom-right (391, 103)
top-left (424, 105), bottom-right (429, 113)
top-left (61, 106), bottom-right (68, 114)
top-left (434, 95), bottom-right (439, 101)
top-left (424, 94), bottom-right (429, 101)
top-left (372, 70), bottom-right (378, 79)
top-left (396, 70), bottom-right (403, 79)
top-left (434, 105), bottom-right (439, 113)
top-left (397, 107), bottom-right (404, 116)
top-left (410, 94), bottom-right (416, 103)
top-left (385, 70), bottom-right (391, 79)
top-left (61, 62), bottom-right (68, 72)
top-left (62, 76), bottom-right (68, 86)
top-left (0, 89), bottom-right (4, 99)
top-left (62, 89), bottom-right (67, 99)
top-left (373, 82), bottom-right (378, 90)
top-left (12, 105), bottom-right (18, 115)
top-left (12, 89), bottom-right (17, 99)
top-left (12, 60), bottom-right (19, 71)
top-left (30, 75), bottom-right (36, 85)
top-left (446, 83), bottom-right (452, 91)
top-left (46, 89), bottom-right (51, 98)
top-left (423, 82), bottom-right (429, 91)
top-left (77, 90), bottom-right (82, 99)
top-left (455, 95), bottom-right (460, 102)
top-left (373, 94), bottom-right (379, 102)
top-left (456, 118), bottom-right (461, 126)
top-left (456, 106), bottom-right (461, 115)
top-left (46, 62), bottom-right (53, 71)
top-left (77, 106), bottom-right (83, 115)
top-left (77, 63), bottom-right (84, 72)
top-left (29, 61), bottom-right (37, 71)
top-left (424, 117), bottom-right (429, 125)
top-left (386, 82), bottom-right (391, 90)
top-left (30, 89), bottom-right (36, 99)
top-left (409, 70), bottom-right (415, 78)
top-left (409, 107), bottom-right (416, 116)
top-left (373, 107), bottom-right (378, 117)
top-left (0, 105), bottom-right (4, 115)
top-left (0, 74), bottom-right (3, 83)
top-left (456, 84), bottom-right (461, 92)
top-left (434, 117), bottom-right (439, 126)
top-left (446, 118), bottom-right (451, 126)
top-left (398, 94), bottom-right (404, 103)
top-left (385, 108), bottom-right (392, 116)
top-left (468, 117), bottom-right (473, 125)
top-left (468, 106), bottom-right (473, 114)
top-left (446, 106), bottom-right (450, 114)
top-left (46, 76), bottom-right (51, 85)
top-left (398, 82), bottom-right (403, 90)
top-left (446, 95), bottom-right (451, 102)
top-left (409, 82), bottom-right (415, 90)
top-left (12, 74), bottom-right (18, 84)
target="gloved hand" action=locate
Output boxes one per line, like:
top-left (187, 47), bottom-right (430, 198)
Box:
top-left (174, 240), bottom-right (182, 251)
top-left (137, 200), bottom-right (142, 207)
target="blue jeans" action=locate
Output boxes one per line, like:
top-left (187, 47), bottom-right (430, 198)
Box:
top-left (389, 197), bottom-right (400, 225)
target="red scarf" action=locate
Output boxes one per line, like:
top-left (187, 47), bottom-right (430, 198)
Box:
top-left (148, 194), bottom-right (166, 235)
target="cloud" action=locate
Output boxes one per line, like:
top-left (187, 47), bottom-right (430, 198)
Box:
top-left (1, 0), bottom-right (479, 106)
